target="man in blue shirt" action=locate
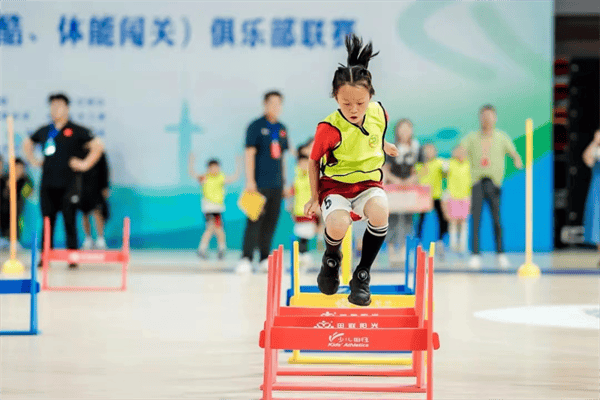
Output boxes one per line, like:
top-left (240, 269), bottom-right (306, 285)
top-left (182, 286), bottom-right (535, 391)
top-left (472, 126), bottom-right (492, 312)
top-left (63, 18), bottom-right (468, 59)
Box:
top-left (237, 91), bottom-right (289, 273)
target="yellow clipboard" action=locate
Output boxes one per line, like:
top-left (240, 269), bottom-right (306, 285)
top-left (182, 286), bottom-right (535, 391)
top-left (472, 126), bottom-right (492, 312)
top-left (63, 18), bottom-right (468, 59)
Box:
top-left (238, 190), bottom-right (266, 222)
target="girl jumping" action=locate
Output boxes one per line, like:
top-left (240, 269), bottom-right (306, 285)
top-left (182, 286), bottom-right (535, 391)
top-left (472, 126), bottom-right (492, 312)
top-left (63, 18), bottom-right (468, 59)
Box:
top-left (305, 34), bottom-right (398, 306)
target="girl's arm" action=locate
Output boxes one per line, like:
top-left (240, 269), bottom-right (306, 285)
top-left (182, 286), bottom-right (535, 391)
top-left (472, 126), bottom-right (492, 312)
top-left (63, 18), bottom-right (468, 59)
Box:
top-left (225, 155), bottom-right (243, 184)
top-left (304, 159), bottom-right (321, 217)
top-left (582, 135), bottom-right (600, 168)
top-left (384, 141), bottom-right (399, 157)
top-left (188, 153), bottom-right (201, 181)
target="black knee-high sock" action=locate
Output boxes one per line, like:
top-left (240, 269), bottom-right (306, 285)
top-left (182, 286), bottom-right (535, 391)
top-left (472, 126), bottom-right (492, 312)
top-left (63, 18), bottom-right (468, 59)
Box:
top-left (356, 221), bottom-right (388, 273)
top-left (324, 230), bottom-right (343, 256)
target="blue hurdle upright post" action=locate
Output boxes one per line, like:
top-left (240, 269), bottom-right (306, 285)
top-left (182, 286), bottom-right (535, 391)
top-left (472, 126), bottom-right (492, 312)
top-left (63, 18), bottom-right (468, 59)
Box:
top-left (0, 233), bottom-right (40, 336)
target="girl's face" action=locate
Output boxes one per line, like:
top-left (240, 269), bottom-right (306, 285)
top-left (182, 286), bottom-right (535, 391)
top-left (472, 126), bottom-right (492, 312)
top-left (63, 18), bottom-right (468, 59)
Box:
top-left (424, 145), bottom-right (437, 161)
top-left (208, 164), bottom-right (220, 175)
top-left (396, 123), bottom-right (413, 144)
top-left (452, 146), bottom-right (466, 162)
top-left (335, 84), bottom-right (371, 124)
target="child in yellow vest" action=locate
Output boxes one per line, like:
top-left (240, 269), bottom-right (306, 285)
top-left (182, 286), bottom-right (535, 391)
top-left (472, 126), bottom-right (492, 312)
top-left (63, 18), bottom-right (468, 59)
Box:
top-left (189, 154), bottom-right (240, 260)
top-left (415, 143), bottom-right (448, 255)
top-left (305, 34), bottom-right (399, 306)
top-left (288, 153), bottom-right (319, 268)
top-left (443, 145), bottom-right (471, 253)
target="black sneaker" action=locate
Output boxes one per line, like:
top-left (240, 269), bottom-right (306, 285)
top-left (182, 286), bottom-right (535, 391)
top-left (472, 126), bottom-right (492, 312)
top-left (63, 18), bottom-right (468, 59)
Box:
top-left (317, 251), bottom-right (342, 295)
top-left (348, 269), bottom-right (371, 306)
top-left (217, 250), bottom-right (225, 260)
top-left (68, 263), bottom-right (78, 269)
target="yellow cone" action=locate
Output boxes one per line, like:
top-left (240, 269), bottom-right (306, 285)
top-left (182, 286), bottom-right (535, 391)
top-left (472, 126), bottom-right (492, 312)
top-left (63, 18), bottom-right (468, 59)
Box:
top-left (518, 262), bottom-right (541, 278)
top-left (2, 258), bottom-right (25, 275)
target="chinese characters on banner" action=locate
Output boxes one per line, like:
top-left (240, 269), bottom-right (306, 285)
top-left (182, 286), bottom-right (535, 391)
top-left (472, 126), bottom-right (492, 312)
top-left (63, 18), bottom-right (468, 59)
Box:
top-left (0, 13), bottom-right (355, 50)
top-left (212, 17), bottom-right (355, 48)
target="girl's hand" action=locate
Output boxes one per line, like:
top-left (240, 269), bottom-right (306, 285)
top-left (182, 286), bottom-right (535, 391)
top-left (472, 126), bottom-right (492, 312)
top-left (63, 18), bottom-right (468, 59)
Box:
top-left (384, 141), bottom-right (399, 157)
top-left (304, 198), bottom-right (320, 217)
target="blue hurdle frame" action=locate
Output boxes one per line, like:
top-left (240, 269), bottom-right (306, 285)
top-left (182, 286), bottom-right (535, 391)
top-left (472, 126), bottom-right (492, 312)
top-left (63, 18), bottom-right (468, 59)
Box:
top-left (286, 235), bottom-right (418, 305)
top-left (0, 234), bottom-right (40, 336)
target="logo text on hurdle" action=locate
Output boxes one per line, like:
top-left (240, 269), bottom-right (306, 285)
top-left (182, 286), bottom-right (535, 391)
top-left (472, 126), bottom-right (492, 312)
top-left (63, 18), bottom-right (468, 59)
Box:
top-left (327, 332), bottom-right (370, 348)
top-left (315, 320), bottom-right (379, 329)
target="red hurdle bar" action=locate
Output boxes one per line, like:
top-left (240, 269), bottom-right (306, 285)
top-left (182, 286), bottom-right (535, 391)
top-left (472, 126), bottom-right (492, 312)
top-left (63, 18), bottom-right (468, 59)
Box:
top-left (41, 216), bottom-right (131, 292)
top-left (259, 243), bottom-right (439, 400)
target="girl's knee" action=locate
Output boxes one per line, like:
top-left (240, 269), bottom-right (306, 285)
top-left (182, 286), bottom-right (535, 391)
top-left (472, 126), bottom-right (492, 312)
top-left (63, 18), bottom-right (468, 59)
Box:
top-left (364, 197), bottom-right (389, 226)
top-left (325, 211), bottom-right (351, 238)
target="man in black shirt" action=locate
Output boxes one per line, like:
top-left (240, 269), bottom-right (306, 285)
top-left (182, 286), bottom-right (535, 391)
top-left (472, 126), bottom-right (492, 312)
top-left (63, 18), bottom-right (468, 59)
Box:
top-left (23, 93), bottom-right (104, 267)
top-left (236, 91), bottom-right (289, 274)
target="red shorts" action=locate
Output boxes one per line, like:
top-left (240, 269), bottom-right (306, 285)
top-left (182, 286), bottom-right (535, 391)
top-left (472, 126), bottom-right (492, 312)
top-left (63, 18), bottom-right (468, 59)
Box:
top-left (205, 213), bottom-right (223, 228)
top-left (318, 177), bottom-right (383, 205)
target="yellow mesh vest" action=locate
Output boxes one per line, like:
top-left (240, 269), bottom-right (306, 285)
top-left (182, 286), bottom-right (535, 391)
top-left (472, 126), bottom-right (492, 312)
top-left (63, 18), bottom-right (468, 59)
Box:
top-left (202, 172), bottom-right (225, 205)
top-left (293, 166), bottom-right (311, 217)
top-left (321, 102), bottom-right (387, 184)
top-left (447, 159), bottom-right (471, 199)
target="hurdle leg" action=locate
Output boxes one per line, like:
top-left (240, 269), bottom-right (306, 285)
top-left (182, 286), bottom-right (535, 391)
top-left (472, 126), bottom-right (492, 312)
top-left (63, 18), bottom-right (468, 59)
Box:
top-left (427, 250), bottom-right (435, 399)
top-left (42, 217), bottom-right (50, 290)
top-left (30, 237), bottom-right (38, 334)
top-left (121, 217), bottom-right (130, 291)
top-left (262, 254), bottom-right (276, 400)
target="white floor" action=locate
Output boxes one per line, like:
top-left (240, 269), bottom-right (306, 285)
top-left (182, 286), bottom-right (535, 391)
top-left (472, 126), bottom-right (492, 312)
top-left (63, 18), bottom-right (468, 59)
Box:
top-left (1, 250), bottom-right (599, 399)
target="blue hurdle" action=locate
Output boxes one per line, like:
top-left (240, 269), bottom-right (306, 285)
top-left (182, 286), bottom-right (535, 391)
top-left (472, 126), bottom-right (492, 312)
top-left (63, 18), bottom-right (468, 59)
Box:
top-left (0, 235), bottom-right (40, 336)
top-left (286, 235), bottom-right (418, 305)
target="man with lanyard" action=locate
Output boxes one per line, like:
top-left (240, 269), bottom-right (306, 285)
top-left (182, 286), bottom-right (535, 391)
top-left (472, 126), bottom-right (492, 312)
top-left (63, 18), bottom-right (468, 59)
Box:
top-left (237, 91), bottom-right (289, 273)
top-left (461, 104), bottom-right (522, 269)
top-left (23, 93), bottom-right (104, 268)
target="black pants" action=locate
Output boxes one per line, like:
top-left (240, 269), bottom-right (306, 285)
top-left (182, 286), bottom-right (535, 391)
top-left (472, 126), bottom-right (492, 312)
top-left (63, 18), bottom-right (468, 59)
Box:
top-left (471, 178), bottom-right (503, 254)
top-left (298, 238), bottom-right (309, 253)
top-left (242, 188), bottom-right (283, 262)
top-left (40, 186), bottom-right (79, 250)
top-left (417, 199), bottom-right (448, 241)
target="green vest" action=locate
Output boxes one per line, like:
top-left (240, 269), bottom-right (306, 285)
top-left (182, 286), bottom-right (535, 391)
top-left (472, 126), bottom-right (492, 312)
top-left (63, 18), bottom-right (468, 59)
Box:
top-left (320, 102), bottom-right (387, 184)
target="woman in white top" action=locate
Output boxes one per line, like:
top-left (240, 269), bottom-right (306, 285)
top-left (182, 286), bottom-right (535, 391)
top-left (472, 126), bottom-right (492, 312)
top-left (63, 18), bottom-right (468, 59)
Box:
top-left (382, 119), bottom-right (420, 263)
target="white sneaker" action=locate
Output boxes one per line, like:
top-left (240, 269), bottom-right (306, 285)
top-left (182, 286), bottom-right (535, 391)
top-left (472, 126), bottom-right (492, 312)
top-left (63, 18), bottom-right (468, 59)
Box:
top-left (95, 237), bottom-right (107, 250)
top-left (497, 254), bottom-right (511, 269)
top-left (235, 258), bottom-right (252, 274)
top-left (82, 236), bottom-right (93, 250)
top-left (468, 255), bottom-right (482, 269)
top-left (436, 241), bottom-right (445, 261)
top-left (259, 258), bottom-right (270, 273)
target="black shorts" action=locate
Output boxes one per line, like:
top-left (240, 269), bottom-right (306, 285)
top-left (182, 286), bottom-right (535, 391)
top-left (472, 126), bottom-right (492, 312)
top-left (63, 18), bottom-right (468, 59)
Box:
top-left (77, 191), bottom-right (102, 213)
top-left (205, 213), bottom-right (223, 228)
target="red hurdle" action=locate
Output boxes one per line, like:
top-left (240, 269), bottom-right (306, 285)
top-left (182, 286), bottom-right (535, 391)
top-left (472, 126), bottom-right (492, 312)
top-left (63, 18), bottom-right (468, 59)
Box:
top-left (41, 216), bottom-right (131, 292)
top-left (259, 244), bottom-right (440, 399)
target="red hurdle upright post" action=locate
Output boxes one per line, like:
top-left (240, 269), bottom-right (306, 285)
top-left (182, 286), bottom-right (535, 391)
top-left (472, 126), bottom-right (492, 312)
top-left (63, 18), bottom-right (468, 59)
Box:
top-left (41, 216), bottom-right (131, 292)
